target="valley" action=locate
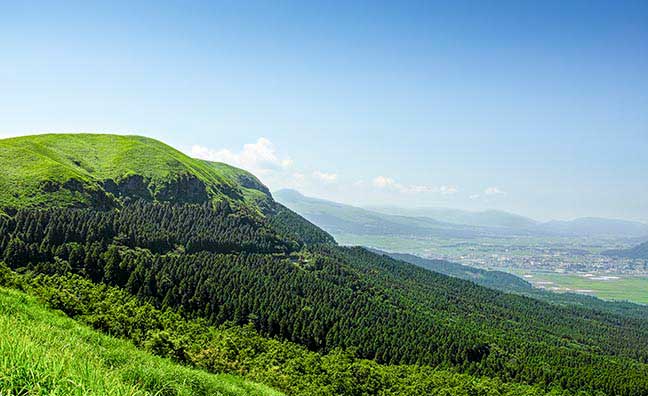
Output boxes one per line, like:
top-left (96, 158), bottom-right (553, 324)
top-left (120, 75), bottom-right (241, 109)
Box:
top-left (517, 272), bottom-right (648, 304)
top-left (342, 233), bottom-right (648, 304)
top-left (278, 190), bottom-right (648, 305)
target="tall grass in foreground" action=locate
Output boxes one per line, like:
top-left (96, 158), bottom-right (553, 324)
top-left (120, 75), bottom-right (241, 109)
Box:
top-left (0, 287), bottom-right (282, 396)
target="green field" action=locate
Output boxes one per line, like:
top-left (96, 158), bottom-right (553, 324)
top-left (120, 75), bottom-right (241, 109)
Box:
top-left (520, 272), bottom-right (648, 305)
top-left (0, 286), bottom-right (282, 396)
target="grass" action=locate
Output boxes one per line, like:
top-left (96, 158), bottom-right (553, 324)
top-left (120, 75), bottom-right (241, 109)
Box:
top-left (205, 161), bottom-right (273, 209)
top-left (0, 134), bottom-right (268, 211)
top-left (522, 272), bottom-right (648, 304)
top-left (0, 286), bottom-right (283, 396)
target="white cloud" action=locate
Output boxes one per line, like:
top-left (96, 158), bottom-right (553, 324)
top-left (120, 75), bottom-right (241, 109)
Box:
top-left (189, 140), bottom-right (464, 200)
top-left (189, 138), bottom-right (342, 192)
top-left (190, 137), bottom-right (292, 175)
top-left (312, 170), bottom-right (337, 183)
top-left (484, 186), bottom-right (506, 196)
top-left (292, 172), bottom-right (305, 182)
top-left (372, 176), bottom-right (457, 195)
top-left (401, 184), bottom-right (436, 193)
top-left (373, 176), bottom-right (397, 189)
top-left (439, 185), bottom-right (458, 195)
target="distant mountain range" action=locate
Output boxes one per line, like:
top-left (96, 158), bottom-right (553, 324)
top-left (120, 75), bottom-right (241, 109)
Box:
top-left (535, 218), bottom-right (648, 238)
top-left (367, 206), bottom-right (538, 229)
top-left (273, 189), bottom-right (501, 238)
top-left (274, 189), bottom-right (648, 239)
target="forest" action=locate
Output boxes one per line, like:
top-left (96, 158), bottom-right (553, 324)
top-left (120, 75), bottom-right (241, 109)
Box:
top-left (0, 268), bottom-right (601, 396)
top-left (2, 199), bottom-right (648, 395)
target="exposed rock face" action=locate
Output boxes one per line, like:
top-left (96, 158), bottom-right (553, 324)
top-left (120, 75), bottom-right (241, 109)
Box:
top-left (103, 175), bottom-right (152, 201)
top-left (56, 179), bottom-right (117, 210)
top-left (40, 180), bottom-right (61, 193)
top-left (87, 187), bottom-right (118, 210)
top-left (155, 174), bottom-right (209, 204)
top-left (103, 174), bottom-right (210, 204)
top-left (63, 178), bottom-right (86, 193)
top-left (39, 174), bottom-right (210, 210)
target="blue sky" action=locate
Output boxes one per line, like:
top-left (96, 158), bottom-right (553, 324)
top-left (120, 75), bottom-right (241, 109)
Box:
top-left (1, 1), bottom-right (647, 221)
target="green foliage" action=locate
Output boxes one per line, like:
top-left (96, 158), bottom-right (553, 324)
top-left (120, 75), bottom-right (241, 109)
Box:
top-left (269, 203), bottom-right (336, 245)
top-left (0, 200), bottom-right (296, 258)
top-left (0, 283), bottom-right (282, 396)
top-left (2, 201), bottom-right (648, 395)
top-left (0, 133), bottom-right (266, 212)
top-left (2, 270), bottom-right (572, 396)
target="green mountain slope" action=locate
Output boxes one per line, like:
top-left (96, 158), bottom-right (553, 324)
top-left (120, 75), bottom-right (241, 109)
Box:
top-left (1, 269), bottom-right (570, 396)
top-left (0, 133), bottom-right (271, 213)
top-left (603, 240), bottom-right (648, 259)
top-left (3, 134), bottom-right (648, 396)
top-left (0, 134), bottom-right (332, 248)
top-left (0, 285), bottom-right (281, 396)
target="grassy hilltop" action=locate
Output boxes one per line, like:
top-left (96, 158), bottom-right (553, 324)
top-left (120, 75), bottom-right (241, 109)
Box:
top-left (0, 134), bottom-right (271, 212)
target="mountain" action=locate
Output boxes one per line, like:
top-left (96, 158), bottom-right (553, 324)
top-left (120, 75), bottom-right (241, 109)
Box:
top-left (534, 217), bottom-right (648, 237)
top-left (603, 240), bottom-right (648, 259)
top-left (277, 189), bottom-right (648, 316)
top-left (0, 133), bottom-right (274, 213)
top-left (368, 206), bottom-right (538, 229)
top-left (368, 206), bottom-right (648, 238)
top-left (2, 134), bottom-right (648, 395)
top-left (277, 189), bottom-right (648, 240)
top-left (0, 134), bottom-right (334, 248)
top-left (274, 189), bottom-right (509, 238)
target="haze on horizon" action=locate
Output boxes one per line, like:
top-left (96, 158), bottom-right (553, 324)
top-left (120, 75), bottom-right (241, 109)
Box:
top-left (1, 1), bottom-right (646, 222)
